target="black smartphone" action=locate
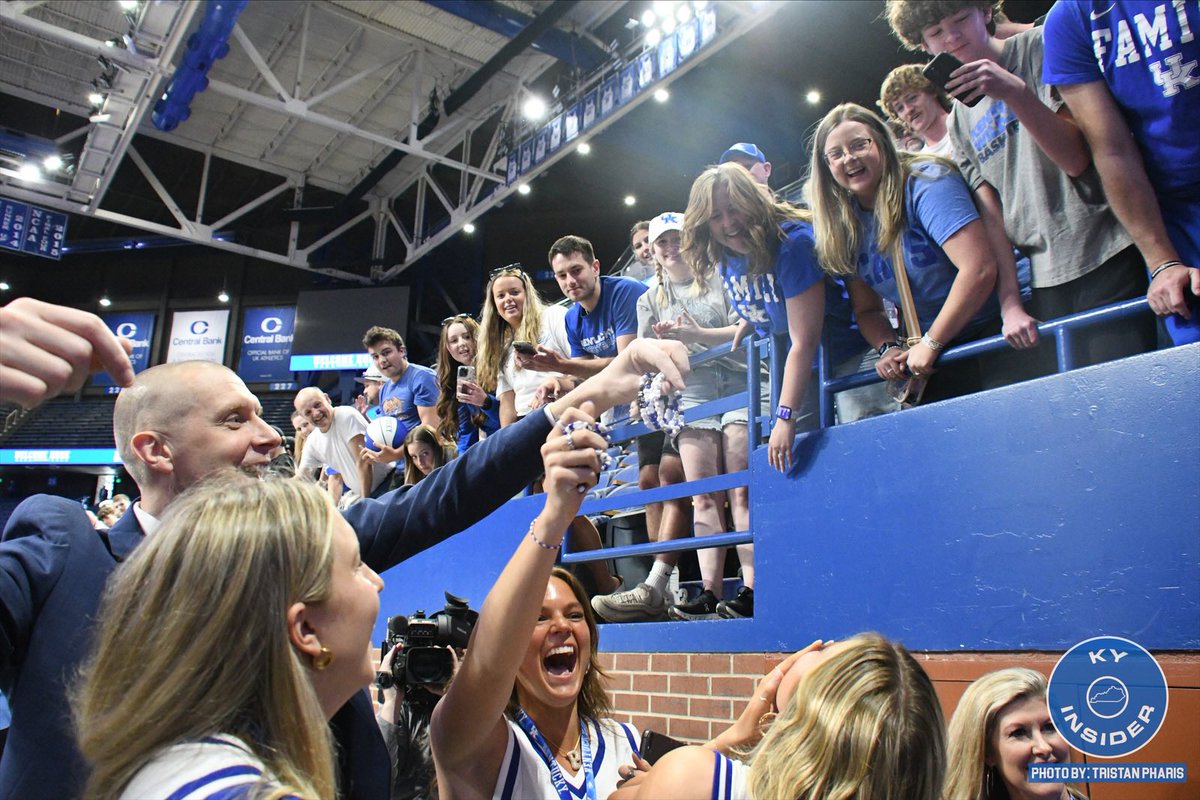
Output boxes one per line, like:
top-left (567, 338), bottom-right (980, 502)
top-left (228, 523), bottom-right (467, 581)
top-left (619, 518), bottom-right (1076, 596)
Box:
top-left (512, 341), bottom-right (538, 356)
top-left (922, 52), bottom-right (981, 107)
top-left (639, 730), bottom-right (686, 765)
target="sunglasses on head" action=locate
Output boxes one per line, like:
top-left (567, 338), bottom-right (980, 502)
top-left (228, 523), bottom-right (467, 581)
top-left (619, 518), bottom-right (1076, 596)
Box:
top-left (441, 313), bottom-right (474, 326)
top-left (489, 263), bottom-right (526, 278)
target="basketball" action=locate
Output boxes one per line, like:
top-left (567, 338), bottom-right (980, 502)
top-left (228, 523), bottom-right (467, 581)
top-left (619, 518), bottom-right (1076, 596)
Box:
top-left (364, 416), bottom-right (408, 452)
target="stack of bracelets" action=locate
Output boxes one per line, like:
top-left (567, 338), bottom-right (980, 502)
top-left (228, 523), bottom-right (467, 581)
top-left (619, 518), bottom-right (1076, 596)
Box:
top-left (638, 372), bottom-right (684, 438)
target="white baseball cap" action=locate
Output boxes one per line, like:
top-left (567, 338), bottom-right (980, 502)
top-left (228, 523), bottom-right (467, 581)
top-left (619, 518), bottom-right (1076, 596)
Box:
top-left (355, 363), bottom-right (384, 383)
top-left (648, 211), bottom-right (683, 244)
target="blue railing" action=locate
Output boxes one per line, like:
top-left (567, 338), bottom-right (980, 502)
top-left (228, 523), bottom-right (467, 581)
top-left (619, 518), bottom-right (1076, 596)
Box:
top-left (561, 296), bottom-right (1157, 569)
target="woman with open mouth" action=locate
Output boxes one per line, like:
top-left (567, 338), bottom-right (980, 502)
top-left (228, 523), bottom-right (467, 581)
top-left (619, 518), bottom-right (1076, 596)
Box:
top-left (430, 403), bottom-right (641, 800)
top-left (809, 102), bottom-right (1017, 404)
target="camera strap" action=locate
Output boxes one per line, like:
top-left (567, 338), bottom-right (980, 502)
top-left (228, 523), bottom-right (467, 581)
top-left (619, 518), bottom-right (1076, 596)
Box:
top-left (514, 708), bottom-right (596, 800)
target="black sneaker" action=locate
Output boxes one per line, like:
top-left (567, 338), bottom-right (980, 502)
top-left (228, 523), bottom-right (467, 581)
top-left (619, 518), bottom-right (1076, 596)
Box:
top-left (717, 587), bottom-right (753, 618)
top-left (668, 589), bottom-right (719, 620)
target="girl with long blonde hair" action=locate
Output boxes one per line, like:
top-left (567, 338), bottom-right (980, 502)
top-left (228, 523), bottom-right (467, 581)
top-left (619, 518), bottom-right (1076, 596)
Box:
top-left (475, 265), bottom-right (573, 426)
top-left (74, 474), bottom-right (383, 799)
top-left (809, 102), bottom-right (1013, 402)
top-left (611, 633), bottom-right (946, 800)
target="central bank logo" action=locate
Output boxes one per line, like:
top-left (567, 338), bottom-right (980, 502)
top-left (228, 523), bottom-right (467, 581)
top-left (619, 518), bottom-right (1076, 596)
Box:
top-left (115, 322), bottom-right (138, 338)
top-left (1048, 636), bottom-right (1167, 758)
top-left (190, 320), bottom-right (210, 335)
top-left (260, 316), bottom-right (283, 334)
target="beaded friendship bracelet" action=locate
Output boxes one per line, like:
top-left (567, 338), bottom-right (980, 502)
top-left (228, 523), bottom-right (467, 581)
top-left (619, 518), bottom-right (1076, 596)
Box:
top-left (637, 372), bottom-right (685, 437)
top-left (527, 520), bottom-right (561, 551)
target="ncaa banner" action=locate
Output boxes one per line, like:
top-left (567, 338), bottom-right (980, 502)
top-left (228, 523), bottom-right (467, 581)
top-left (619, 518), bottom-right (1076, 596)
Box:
top-left (92, 311), bottom-right (155, 386)
top-left (238, 306), bottom-right (295, 382)
top-left (167, 309), bottom-right (230, 364)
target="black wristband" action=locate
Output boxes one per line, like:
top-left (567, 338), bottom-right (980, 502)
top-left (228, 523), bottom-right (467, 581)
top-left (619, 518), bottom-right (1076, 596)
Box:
top-left (877, 340), bottom-right (902, 357)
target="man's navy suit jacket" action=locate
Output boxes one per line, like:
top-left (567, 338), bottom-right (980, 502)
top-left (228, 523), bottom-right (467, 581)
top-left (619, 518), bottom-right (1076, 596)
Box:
top-left (0, 409), bottom-right (551, 798)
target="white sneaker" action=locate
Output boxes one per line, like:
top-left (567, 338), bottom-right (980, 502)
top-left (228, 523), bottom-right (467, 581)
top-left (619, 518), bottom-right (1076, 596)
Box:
top-left (591, 583), bottom-right (668, 622)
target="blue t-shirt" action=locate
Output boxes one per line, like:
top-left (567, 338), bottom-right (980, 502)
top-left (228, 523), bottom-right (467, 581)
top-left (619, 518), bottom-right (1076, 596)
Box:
top-left (854, 163), bottom-right (999, 334)
top-left (565, 275), bottom-right (648, 358)
top-left (718, 220), bottom-right (861, 363)
top-left (379, 362), bottom-right (438, 426)
top-left (1043, 0), bottom-right (1200, 201)
top-left (456, 396), bottom-right (501, 453)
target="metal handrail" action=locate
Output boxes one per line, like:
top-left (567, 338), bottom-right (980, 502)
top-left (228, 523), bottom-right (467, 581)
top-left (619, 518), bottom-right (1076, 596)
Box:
top-left (565, 296), bottom-right (1159, 568)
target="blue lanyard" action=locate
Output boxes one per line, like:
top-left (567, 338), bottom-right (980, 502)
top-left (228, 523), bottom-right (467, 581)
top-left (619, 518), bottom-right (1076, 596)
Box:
top-left (513, 708), bottom-right (596, 800)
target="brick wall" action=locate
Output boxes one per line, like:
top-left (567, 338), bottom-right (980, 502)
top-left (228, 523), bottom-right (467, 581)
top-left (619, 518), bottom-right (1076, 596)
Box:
top-left (598, 650), bottom-right (1200, 800)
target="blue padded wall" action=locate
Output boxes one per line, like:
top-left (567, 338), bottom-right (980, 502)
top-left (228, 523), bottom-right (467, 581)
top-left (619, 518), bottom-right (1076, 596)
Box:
top-left (376, 344), bottom-right (1199, 653)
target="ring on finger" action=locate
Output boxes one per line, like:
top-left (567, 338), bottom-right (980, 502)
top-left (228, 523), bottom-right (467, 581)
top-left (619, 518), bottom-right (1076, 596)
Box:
top-left (564, 430), bottom-right (577, 450)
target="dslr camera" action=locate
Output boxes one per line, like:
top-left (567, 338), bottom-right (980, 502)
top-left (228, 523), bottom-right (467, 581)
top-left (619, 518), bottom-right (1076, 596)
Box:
top-left (377, 592), bottom-right (477, 689)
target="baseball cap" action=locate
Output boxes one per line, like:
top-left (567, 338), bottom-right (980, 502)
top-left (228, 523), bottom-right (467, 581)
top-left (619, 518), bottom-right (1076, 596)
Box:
top-left (719, 142), bottom-right (767, 164)
top-left (648, 212), bottom-right (683, 244)
top-left (355, 363), bottom-right (384, 383)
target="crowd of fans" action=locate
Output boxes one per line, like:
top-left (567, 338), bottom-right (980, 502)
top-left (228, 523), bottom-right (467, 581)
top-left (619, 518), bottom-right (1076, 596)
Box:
top-left (0, 0), bottom-right (1195, 797)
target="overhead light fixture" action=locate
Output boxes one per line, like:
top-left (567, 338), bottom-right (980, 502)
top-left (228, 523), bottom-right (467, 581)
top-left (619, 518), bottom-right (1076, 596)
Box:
top-left (88, 92), bottom-right (106, 106)
top-left (118, 0), bottom-right (139, 9)
top-left (694, 0), bottom-right (709, 10)
top-left (641, 9), bottom-right (656, 26)
top-left (676, 4), bottom-right (693, 23)
top-left (0, 281), bottom-right (11, 292)
top-left (17, 164), bottom-right (42, 182)
top-left (218, 289), bottom-right (230, 303)
top-left (517, 183), bottom-right (531, 195)
top-left (653, 0), bottom-right (673, 16)
top-left (645, 28), bottom-right (662, 47)
top-left (522, 95), bottom-right (547, 120)
top-left (624, 195), bottom-right (636, 206)
top-left (463, 222), bottom-right (476, 234)
top-left (577, 141), bottom-right (592, 155)
top-left (654, 88), bottom-right (670, 102)
top-left (43, 155), bottom-right (64, 171)
top-left (806, 89), bottom-right (822, 105)
top-left (99, 296), bottom-right (112, 307)
top-left (662, 15), bottom-right (678, 34)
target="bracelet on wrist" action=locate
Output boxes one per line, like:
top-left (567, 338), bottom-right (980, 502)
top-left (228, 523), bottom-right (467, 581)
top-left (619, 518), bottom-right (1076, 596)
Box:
top-left (1150, 260), bottom-right (1184, 281)
top-left (527, 520), bottom-right (561, 551)
top-left (920, 333), bottom-right (945, 352)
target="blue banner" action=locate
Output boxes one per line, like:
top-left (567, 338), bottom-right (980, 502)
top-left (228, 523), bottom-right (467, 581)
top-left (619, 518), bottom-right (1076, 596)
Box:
top-left (0, 448), bottom-right (121, 466)
top-left (288, 352), bottom-right (369, 371)
top-left (238, 306), bottom-right (295, 382)
top-left (0, 197), bottom-right (68, 260)
top-left (93, 311), bottom-right (156, 386)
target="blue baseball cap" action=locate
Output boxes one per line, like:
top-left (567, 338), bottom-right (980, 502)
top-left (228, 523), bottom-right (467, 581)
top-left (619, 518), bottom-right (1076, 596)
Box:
top-left (719, 142), bottom-right (767, 164)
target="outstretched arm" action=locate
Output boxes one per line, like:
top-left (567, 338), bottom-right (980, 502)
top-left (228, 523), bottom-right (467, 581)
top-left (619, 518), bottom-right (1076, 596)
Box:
top-left (430, 406), bottom-right (604, 778)
top-left (1058, 80), bottom-right (1197, 319)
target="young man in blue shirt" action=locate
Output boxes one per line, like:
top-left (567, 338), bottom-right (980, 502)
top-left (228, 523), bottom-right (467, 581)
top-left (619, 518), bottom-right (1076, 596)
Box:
top-left (361, 325), bottom-right (439, 466)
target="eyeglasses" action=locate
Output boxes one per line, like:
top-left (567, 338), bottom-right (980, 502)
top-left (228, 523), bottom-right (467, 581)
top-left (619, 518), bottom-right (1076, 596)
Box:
top-left (441, 313), bottom-right (474, 326)
top-left (823, 137), bottom-right (874, 164)
top-left (489, 263), bottom-right (526, 278)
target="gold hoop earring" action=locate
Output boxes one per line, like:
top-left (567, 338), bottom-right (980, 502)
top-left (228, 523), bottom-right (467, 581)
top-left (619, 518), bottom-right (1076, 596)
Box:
top-left (313, 646), bottom-right (334, 671)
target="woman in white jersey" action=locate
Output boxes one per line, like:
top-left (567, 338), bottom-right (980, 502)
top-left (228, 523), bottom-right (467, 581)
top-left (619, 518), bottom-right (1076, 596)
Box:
top-left (431, 404), bottom-right (641, 800)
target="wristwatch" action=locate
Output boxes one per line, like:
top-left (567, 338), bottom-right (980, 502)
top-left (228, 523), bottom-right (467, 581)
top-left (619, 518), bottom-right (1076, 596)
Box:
top-left (776, 404), bottom-right (793, 421)
top-left (877, 340), bottom-right (902, 357)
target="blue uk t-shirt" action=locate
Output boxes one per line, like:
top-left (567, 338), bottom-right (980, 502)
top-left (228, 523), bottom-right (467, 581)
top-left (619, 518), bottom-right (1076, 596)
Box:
top-left (565, 275), bottom-right (648, 358)
top-left (1042, 0), bottom-right (1200, 202)
top-left (854, 163), bottom-right (999, 334)
top-left (379, 362), bottom-right (438, 426)
top-left (718, 220), bottom-right (861, 363)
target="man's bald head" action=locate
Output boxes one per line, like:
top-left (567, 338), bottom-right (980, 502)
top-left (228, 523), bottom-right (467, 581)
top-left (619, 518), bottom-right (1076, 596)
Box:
top-left (114, 362), bottom-right (231, 486)
top-left (293, 387), bottom-right (334, 433)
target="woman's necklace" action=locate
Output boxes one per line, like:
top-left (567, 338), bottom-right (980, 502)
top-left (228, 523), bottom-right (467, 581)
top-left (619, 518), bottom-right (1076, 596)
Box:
top-left (556, 728), bottom-right (583, 771)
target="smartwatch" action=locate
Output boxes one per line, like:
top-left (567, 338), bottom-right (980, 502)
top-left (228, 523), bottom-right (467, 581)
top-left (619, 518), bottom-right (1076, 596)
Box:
top-left (877, 340), bottom-right (902, 358)
top-left (776, 405), bottom-right (793, 421)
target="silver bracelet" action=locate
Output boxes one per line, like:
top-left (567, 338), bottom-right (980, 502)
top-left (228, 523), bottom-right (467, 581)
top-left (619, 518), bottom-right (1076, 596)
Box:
top-left (920, 333), bottom-right (945, 352)
top-left (1150, 260), bottom-right (1184, 281)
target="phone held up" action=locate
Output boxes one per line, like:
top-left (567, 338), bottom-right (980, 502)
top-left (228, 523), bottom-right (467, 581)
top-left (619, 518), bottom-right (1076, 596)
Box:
top-left (512, 340), bottom-right (538, 356)
top-left (457, 365), bottom-right (476, 386)
top-left (921, 52), bottom-right (982, 107)
top-left (639, 730), bottom-right (686, 766)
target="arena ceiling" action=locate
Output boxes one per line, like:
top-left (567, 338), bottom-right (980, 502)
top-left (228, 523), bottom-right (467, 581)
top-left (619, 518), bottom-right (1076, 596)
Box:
top-left (0, 0), bottom-right (778, 283)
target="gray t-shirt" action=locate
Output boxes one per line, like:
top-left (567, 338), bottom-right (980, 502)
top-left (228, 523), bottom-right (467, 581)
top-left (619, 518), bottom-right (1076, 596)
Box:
top-left (947, 27), bottom-right (1131, 288)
